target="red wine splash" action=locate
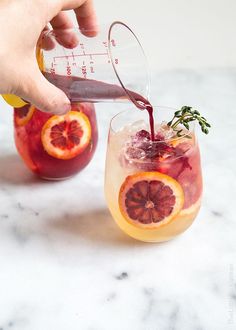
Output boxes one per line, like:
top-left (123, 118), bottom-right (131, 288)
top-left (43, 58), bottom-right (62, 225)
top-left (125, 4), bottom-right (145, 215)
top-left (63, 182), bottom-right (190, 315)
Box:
top-left (44, 72), bottom-right (155, 141)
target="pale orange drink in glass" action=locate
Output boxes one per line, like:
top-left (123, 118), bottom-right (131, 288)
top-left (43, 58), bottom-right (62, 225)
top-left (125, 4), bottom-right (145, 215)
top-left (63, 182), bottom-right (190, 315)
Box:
top-left (105, 106), bottom-right (203, 242)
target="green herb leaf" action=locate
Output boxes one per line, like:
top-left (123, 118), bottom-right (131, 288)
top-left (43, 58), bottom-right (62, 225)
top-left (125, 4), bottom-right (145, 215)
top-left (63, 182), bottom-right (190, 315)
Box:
top-left (167, 106), bottom-right (211, 136)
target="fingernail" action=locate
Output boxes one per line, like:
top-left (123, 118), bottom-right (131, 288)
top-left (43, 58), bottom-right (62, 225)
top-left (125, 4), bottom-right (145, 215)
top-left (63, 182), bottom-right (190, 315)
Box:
top-left (57, 103), bottom-right (71, 115)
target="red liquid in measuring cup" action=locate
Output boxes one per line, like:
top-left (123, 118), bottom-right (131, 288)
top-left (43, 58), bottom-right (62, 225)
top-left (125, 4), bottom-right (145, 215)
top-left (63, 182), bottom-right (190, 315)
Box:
top-left (44, 72), bottom-right (155, 141)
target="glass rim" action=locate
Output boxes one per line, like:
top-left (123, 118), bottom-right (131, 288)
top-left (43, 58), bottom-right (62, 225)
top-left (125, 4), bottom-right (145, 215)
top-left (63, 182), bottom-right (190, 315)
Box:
top-left (110, 106), bottom-right (196, 144)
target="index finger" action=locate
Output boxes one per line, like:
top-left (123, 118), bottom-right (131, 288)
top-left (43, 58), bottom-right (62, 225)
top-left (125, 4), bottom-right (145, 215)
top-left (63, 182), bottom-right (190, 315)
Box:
top-left (50, 12), bottom-right (79, 48)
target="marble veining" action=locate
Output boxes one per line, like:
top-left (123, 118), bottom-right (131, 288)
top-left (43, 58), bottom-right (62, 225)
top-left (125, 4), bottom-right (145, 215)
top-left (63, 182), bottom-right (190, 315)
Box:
top-left (0, 69), bottom-right (236, 330)
top-left (115, 272), bottom-right (129, 280)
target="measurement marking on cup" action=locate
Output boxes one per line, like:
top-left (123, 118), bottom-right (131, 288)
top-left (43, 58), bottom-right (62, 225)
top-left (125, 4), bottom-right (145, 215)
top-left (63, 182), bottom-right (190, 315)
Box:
top-left (53, 52), bottom-right (109, 60)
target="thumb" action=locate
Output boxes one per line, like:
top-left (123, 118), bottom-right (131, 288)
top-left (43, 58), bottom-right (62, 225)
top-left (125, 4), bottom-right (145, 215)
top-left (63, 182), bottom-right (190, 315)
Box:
top-left (17, 65), bottom-right (71, 115)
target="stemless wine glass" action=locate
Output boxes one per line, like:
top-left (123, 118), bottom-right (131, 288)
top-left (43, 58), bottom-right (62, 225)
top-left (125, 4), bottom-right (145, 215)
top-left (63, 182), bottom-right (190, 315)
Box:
top-left (14, 102), bottom-right (98, 180)
top-left (105, 106), bottom-right (203, 242)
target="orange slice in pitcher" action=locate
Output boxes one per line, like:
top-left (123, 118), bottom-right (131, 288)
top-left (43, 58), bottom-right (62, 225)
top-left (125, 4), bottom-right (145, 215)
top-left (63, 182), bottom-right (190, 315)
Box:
top-left (119, 172), bottom-right (184, 229)
top-left (14, 104), bottom-right (35, 126)
top-left (41, 111), bottom-right (91, 160)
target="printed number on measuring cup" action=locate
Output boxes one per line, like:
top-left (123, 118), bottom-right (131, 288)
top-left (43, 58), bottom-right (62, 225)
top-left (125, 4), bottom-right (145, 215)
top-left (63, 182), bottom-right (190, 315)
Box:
top-left (67, 66), bottom-right (72, 76)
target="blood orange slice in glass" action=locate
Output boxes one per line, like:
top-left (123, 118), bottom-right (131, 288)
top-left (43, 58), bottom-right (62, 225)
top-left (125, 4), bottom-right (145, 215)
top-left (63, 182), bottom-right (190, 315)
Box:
top-left (41, 111), bottom-right (91, 160)
top-left (14, 104), bottom-right (35, 126)
top-left (119, 172), bottom-right (184, 229)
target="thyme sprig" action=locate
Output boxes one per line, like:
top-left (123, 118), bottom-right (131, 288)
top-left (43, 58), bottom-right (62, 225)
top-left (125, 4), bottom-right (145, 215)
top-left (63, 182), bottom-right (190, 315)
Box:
top-left (167, 106), bottom-right (211, 137)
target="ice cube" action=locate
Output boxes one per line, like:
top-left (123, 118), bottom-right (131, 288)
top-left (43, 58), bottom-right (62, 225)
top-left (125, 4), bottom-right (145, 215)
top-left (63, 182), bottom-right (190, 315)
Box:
top-left (134, 129), bottom-right (151, 140)
top-left (118, 120), bottom-right (178, 168)
top-left (125, 120), bottom-right (148, 135)
top-left (124, 146), bottom-right (146, 161)
top-left (157, 121), bottom-right (176, 140)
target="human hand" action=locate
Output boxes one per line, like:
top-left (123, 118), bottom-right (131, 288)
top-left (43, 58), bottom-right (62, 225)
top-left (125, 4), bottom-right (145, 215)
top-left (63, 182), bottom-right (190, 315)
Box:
top-left (0, 0), bottom-right (98, 114)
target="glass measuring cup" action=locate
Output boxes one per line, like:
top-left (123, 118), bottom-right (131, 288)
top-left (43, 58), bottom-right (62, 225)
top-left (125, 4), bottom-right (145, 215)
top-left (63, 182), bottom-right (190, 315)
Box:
top-left (38, 21), bottom-right (150, 106)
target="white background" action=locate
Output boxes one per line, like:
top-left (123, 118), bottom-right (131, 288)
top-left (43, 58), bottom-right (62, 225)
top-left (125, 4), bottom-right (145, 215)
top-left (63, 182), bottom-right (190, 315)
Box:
top-left (93, 0), bottom-right (236, 70)
top-left (0, 2), bottom-right (236, 330)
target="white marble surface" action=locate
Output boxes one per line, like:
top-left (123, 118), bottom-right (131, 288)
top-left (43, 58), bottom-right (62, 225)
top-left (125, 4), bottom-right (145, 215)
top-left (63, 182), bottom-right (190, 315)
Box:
top-left (0, 69), bottom-right (236, 330)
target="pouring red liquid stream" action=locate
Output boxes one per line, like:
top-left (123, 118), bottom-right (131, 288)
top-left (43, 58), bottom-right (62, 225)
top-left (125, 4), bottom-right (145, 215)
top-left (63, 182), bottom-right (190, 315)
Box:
top-left (44, 73), bottom-right (155, 141)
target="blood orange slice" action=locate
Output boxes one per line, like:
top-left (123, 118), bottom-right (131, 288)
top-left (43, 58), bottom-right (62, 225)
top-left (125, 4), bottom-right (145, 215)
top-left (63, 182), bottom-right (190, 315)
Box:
top-left (119, 172), bottom-right (184, 229)
top-left (14, 104), bottom-right (35, 126)
top-left (41, 111), bottom-right (91, 160)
